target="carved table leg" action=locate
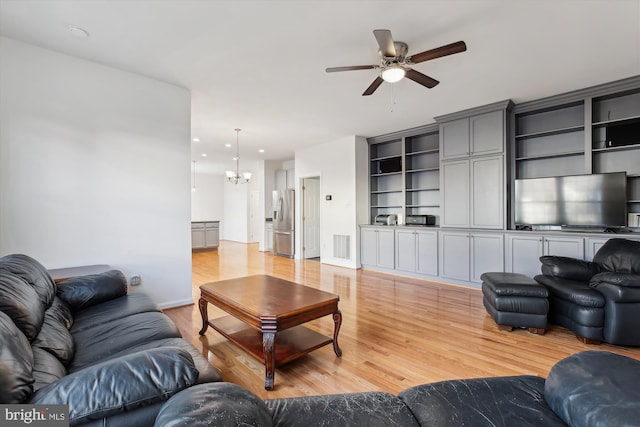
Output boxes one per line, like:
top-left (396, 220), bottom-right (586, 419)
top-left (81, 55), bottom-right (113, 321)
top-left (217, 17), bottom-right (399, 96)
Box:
top-left (332, 310), bottom-right (343, 357)
top-left (263, 332), bottom-right (276, 390)
top-left (198, 297), bottom-right (209, 335)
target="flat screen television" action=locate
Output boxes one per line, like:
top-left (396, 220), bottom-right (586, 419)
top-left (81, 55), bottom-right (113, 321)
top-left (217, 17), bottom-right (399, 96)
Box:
top-left (378, 157), bottom-right (402, 174)
top-left (515, 172), bottom-right (627, 229)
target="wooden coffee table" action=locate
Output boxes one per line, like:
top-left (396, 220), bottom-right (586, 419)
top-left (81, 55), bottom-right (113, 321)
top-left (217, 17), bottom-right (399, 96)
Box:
top-left (198, 274), bottom-right (342, 390)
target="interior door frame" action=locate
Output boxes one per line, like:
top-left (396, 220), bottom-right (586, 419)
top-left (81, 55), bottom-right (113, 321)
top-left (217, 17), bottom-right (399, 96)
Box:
top-left (301, 176), bottom-right (321, 259)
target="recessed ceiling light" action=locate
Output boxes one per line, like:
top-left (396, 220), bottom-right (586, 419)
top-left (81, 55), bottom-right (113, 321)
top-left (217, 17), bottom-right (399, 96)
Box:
top-left (225, 143), bottom-right (231, 148)
top-left (192, 137), bottom-right (200, 143)
top-left (259, 149), bottom-right (265, 153)
top-left (67, 25), bottom-right (89, 38)
top-left (201, 153), bottom-right (207, 157)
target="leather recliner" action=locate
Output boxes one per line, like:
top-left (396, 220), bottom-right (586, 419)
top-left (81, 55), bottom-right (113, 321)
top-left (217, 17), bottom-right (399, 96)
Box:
top-left (534, 238), bottom-right (640, 345)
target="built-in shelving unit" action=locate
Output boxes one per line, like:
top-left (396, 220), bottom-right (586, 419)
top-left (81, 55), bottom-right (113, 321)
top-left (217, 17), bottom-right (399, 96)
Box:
top-left (513, 101), bottom-right (586, 179)
top-left (510, 76), bottom-right (640, 226)
top-left (368, 124), bottom-right (440, 224)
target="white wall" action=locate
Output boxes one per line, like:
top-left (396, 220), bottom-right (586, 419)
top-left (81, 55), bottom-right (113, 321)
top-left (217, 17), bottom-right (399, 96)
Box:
top-left (191, 171), bottom-right (224, 235)
top-left (0, 37), bottom-right (193, 308)
top-left (295, 136), bottom-right (368, 268)
top-left (222, 159), bottom-right (260, 243)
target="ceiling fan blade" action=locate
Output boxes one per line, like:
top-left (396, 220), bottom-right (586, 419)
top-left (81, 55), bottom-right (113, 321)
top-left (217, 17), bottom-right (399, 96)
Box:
top-left (326, 65), bottom-right (377, 73)
top-left (409, 41), bottom-right (467, 64)
top-left (405, 69), bottom-right (439, 89)
top-left (373, 29), bottom-right (396, 57)
top-left (362, 77), bottom-right (384, 96)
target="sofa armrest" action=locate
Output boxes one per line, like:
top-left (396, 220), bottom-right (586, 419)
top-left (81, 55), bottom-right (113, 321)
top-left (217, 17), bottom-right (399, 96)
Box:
top-left (29, 347), bottom-right (198, 426)
top-left (590, 272), bottom-right (640, 288)
top-left (539, 256), bottom-right (601, 281)
top-left (590, 272), bottom-right (640, 302)
top-left (56, 270), bottom-right (127, 311)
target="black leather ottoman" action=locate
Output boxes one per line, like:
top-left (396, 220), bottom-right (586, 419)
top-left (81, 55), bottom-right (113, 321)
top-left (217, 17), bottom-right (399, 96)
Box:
top-left (481, 272), bottom-right (548, 335)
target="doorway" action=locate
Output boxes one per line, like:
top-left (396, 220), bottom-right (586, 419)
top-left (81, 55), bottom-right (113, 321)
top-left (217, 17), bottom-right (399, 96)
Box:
top-left (302, 177), bottom-right (321, 259)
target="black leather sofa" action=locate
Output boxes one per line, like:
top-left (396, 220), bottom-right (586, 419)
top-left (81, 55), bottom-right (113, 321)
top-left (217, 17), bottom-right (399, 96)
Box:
top-left (154, 350), bottom-right (640, 427)
top-left (0, 253), bottom-right (222, 427)
top-left (534, 238), bottom-right (640, 345)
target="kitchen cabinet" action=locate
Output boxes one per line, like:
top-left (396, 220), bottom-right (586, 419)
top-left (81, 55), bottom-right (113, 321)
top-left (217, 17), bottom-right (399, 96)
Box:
top-left (192, 221), bottom-right (219, 250)
top-left (505, 234), bottom-right (584, 277)
top-left (439, 231), bottom-right (504, 283)
top-left (395, 228), bottom-right (438, 276)
top-left (360, 226), bottom-right (395, 269)
top-left (265, 221), bottom-right (273, 252)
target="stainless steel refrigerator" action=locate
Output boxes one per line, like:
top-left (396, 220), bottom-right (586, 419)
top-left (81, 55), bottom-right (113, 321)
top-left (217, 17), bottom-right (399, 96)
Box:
top-left (272, 189), bottom-right (294, 258)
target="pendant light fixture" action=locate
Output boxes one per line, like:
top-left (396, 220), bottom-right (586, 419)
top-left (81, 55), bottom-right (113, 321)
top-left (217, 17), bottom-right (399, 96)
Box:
top-left (225, 128), bottom-right (252, 184)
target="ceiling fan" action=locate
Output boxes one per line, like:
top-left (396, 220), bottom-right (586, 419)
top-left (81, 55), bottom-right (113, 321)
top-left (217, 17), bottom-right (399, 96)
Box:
top-left (326, 29), bottom-right (467, 96)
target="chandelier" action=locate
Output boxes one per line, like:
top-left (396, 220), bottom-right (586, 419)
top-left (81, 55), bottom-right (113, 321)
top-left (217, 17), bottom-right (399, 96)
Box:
top-left (225, 128), bottom-right (252, 184)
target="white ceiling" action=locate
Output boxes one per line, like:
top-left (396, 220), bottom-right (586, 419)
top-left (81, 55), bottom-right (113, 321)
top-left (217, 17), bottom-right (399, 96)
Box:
top-left (1, 0), bottom-right (639, 174)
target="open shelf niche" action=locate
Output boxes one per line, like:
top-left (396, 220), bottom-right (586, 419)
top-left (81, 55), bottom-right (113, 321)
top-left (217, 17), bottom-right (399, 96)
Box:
top-left (368, 123), bottom-right (440, 224)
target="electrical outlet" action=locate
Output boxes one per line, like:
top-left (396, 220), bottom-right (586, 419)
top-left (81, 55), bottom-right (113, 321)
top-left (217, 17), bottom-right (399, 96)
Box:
top-left (130, 274), bottom-right (142, 286)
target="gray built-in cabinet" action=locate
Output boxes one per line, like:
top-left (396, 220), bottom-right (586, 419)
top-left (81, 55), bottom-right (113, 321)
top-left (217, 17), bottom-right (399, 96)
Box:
top-left (395, 228), bottom-right (438, 276)
top-left (436, 101), bottom-right (513, 230)
top-left (361, 76), bottom-right (640, 288)
top-left (360, 226), bottom-right (395, 269)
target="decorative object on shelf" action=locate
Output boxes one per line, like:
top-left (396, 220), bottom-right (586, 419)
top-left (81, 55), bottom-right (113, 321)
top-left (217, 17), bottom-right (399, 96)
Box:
top-left (192, 160), bottom-right (197, 192)
top-left (225, 128), bottom-right (252, 184)
top-left (325, 29), bottom-right (466, 96)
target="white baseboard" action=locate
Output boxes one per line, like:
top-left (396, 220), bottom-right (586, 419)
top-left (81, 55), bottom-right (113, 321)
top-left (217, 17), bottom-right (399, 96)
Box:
top-left (159, 298), bottom-right (194, 310)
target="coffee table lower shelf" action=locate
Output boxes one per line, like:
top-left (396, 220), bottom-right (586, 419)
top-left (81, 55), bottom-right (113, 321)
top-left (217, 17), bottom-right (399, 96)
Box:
top-left (209, 315), bottom-right (334, 366)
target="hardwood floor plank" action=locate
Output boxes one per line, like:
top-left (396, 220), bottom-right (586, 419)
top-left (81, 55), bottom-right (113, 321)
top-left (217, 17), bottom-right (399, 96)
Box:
top-left (165, 241), bottom-right (640, 399)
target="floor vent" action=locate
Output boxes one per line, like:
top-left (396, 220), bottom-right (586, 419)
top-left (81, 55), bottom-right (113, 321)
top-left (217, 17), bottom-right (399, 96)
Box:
top-left (333, 235), bottom-right (351, 259)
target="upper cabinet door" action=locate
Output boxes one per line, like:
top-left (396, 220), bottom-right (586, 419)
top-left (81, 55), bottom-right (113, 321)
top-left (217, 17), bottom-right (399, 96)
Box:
top-left (440, 118), bottom-right (469, 160)
top-left (470, 110), bottom-right (504, 156)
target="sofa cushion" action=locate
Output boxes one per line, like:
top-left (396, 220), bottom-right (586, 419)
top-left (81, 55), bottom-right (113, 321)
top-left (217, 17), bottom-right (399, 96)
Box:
top-left (32, 347), bottom-right (66, 392)
top-left (0, 253), bottom-right (56, 310)
top-left (85, 337), bottom-right (222, 384)
top-left (266, 391), bottom-right (420, 427)
top-left (0, 273), bottom-right (45, 341)
top-left (68, 311), bottom-right (181, 372)
top-left (593, 238), bottom-right (640, 273)
top-left (154, 383), bottom-right (273, 427)
top-left (535, 275), bottom-right (605, 308)
top-left (0, 311), bottom-right (34, 403)
top-left (399, 375), bottom-right (567, 427)
top-left (545, 350), bottom-right (640, 427)
top-left (32, 306), bottom-right (75, 365)
top-left (47, 297), bottom-right (74, 330)
top-left (30, 347), bottom-right (199, 426)
top-left (57, 270), bottom-right (127, 311)
top-left (71, 292), bottom-right (159, 333)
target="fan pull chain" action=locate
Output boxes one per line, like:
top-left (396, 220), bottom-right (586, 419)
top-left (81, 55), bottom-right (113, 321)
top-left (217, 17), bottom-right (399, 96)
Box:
top-left (390, 82), bottom-right (397, 113)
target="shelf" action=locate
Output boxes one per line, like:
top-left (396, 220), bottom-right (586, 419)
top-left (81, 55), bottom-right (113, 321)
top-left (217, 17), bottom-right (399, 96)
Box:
top-left (406, 167), bottom-right (439, 173)
top-left (515, 150), bottom-right (584, 161)
top-left (592, 114), bottom-right (640, 127)
top-left (406, 204), bottom-right (440, 208)
top-left (371, 172), bottom-right (402, 177)
top-left (371, 189), bottom-right (402, 194)
top-left (371, 205), bottom-right (403, 209)
top-left (406, 148), bottom-right (439, 156)
top-left (628, 200), bottom-right (640, 203)
top-left (371, 154), bottom-right (401, 162)
top-left (592, 143), bottom-right (640, 153)
top-left (406, 188), bottom-right (439, 192)
top-left (515, 125), bottom-right (584, 140)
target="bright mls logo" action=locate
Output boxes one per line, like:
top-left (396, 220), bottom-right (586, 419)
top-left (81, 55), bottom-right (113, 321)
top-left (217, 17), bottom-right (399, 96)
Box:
top-left (1, 405), bottom-right (68, 426)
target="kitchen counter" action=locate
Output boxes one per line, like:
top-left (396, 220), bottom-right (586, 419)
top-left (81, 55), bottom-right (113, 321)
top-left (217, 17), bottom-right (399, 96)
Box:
top-left (192, 221), bottom-right (220, 250)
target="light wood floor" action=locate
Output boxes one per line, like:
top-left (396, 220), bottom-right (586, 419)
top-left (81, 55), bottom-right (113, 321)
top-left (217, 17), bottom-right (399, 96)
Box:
top-left (164, 240), bottom-right (640, 400)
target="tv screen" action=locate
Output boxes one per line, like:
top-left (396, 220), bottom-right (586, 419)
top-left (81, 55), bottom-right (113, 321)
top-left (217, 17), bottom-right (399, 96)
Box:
top-left (378, 157), bottom-right (401, 174)
top-left (515, 172), bottom-right (627, 228)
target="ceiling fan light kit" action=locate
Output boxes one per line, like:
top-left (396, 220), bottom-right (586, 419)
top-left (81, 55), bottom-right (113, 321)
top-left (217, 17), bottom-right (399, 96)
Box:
top-left (326, 29), bottom-right (466, 96)
top-left (381, 65), bottom-right (406, 83)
